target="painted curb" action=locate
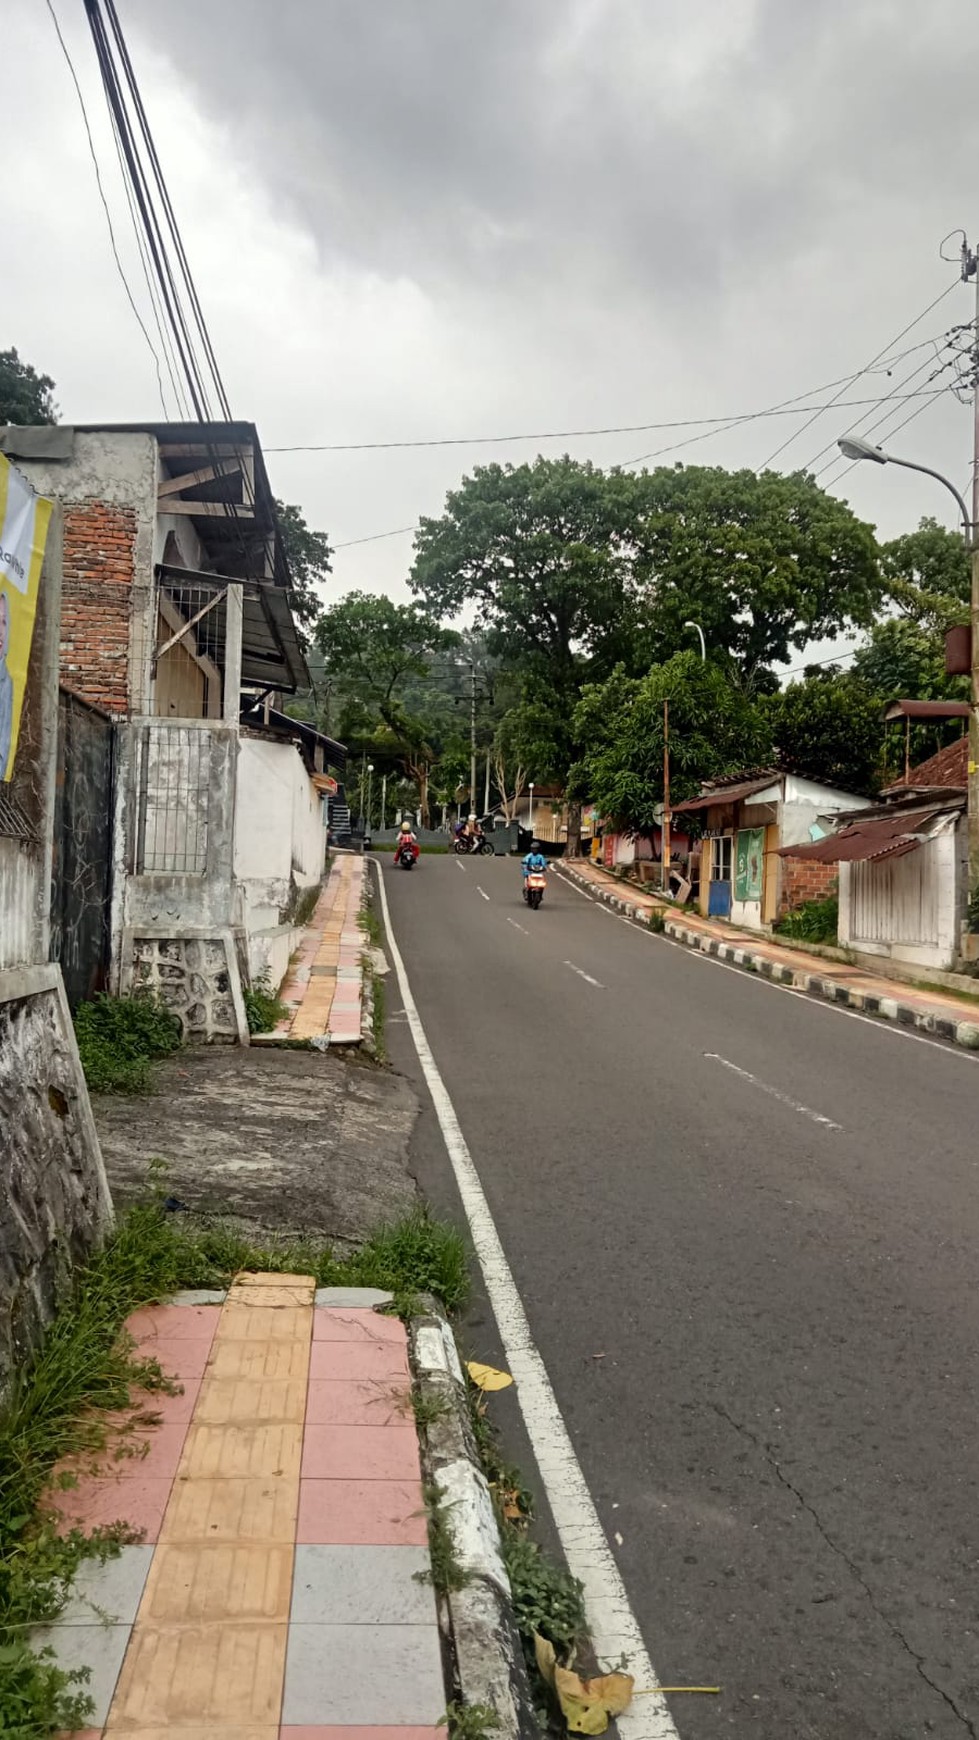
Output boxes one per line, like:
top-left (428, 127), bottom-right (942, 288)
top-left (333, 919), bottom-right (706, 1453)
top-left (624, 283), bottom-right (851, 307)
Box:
top-left (410, 1301), bottom-right (537, 1740)
top-left (556, 863), bottom-right (979, 1053)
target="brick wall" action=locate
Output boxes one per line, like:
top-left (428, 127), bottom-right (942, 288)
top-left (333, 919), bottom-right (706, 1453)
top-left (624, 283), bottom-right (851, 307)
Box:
top-left (60, 502), bottom-right (137, 714)
top-left (779, 854), bottom-right (837, 915)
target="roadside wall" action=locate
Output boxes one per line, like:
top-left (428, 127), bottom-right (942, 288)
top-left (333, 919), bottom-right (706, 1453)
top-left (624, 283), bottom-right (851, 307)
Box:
top-left (0, 504), bottom-right (112, 1401)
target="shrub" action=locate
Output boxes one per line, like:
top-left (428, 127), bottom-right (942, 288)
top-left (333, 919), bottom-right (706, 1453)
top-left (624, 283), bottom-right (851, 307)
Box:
top-left (775, 894), bottom-right (839, 946)
top-left (242, 974), bottom-right (288, 1034)
top-left (74, 994), bottom-right (181, 1094)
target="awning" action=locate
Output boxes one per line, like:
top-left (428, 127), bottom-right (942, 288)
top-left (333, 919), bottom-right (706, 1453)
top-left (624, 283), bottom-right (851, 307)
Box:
top-left (884, 699), bottom-right (970, 721)
top-left (673, 774), bottom-right (781, 813)
top-left (777, 806), bottom-right (951, 865)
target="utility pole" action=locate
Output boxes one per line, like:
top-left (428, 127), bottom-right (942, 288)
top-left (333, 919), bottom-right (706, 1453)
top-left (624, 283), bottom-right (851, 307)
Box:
top-left (484, 749), bottom-right (491, 816)
top-left (469, 660), bottom-right (477, 816)
top-left (380, 772), bottom-right (387, 831)
top-left (662, 699), bottom-right (671, 893)
top-left (965, 235), bottom-right (979, 908)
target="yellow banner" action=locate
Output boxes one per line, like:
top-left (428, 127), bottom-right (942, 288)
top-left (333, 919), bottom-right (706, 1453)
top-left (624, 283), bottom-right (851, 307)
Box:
top-left (0, 450), bottom-right (53, 782)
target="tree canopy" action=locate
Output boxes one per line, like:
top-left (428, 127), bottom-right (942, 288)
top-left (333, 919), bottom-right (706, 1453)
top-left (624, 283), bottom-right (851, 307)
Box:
top-left (574, 652), bottom-right (773, 831)
top-left (879, 517), bottom-right (970, 630)
top-left (767, 669), bottom-right (885, 795)
top-left (0, 347), bottom-right (57, 425)
top-left (274, 499), bottom-right (333, 636)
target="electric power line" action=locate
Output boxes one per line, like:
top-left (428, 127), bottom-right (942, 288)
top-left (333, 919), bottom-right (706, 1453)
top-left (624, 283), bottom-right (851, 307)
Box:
top-left (45, 0), bottom-right (169, 415)
top-left (755, 277), bottom-right (961, 471)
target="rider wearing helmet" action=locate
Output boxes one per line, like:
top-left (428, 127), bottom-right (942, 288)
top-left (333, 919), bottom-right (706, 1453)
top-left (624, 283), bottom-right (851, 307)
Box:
top-left (522, 839), bottom-right (547, 881)
top-left (395, 817), bottom-right (418, 864)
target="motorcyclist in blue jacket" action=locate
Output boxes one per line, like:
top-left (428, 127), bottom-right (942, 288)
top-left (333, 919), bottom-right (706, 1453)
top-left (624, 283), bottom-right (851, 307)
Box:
top-left (522, 840), bottom-right (547, 881)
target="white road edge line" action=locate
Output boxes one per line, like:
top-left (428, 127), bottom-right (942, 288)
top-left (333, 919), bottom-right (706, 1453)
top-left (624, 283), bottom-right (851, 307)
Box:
top-left (704, 1052), bottom-right (842, 1130)
top-left (506, 917), bottom-right (529, 935)
top-left (476, 886), bottom-right (490, 901)
top-left (371, 860), bottom-right (679, 1740)
top-left (555, 869), bottom-right (979, 1063)
top-left (565, 959), bottom-right (604, 988)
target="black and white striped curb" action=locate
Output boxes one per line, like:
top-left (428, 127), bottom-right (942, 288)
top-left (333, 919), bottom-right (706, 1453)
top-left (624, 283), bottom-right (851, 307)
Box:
top-left (557, 863), bottom-right (979, 1053)
top-left (410, 1304), bottom-right (536, 1740)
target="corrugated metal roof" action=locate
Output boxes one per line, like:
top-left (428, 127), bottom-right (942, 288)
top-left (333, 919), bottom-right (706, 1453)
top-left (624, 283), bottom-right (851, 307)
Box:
top-left (884, 699), bottom-right (971, 720)
top-left (673, 774), bottom-right (781, 813)
top-left (777, 805), bottom-right (952, 865)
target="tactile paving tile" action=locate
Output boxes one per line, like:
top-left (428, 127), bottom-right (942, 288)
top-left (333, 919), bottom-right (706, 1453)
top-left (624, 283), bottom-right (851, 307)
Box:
top-left (141, 1542), bottom-right (295, 1624)
top-left (106, 1620), bottom-right (288, 1727)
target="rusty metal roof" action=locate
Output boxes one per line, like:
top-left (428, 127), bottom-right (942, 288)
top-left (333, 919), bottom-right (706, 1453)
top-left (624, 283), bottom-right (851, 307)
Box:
top-left (673, 773), bottom-right (781, 813)
top-left (777, 805), bottom-right (954, 865)
top-left (884, 699), bottom-right (970, 721)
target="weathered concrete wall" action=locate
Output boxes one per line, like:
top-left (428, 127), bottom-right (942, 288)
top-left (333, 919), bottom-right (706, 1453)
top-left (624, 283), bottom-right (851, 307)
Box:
top-left (235, 734), bottom-right (326, 905)
top-left (0, 970), bottom-right (112, 1403)
top-left (131, 933), bottom-right (245, 1041)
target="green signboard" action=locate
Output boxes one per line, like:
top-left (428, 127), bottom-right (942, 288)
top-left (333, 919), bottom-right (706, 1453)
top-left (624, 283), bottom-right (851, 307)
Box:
top-left (735, 827), bottom-right (765, 902)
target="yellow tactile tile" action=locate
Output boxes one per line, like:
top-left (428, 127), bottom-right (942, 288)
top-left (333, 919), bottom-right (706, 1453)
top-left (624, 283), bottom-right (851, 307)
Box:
top-left (106, 1621), bottom-right (287, 1727)
top-left (161, 1476), bottom-right (298, 1544)
top-left (194, 1377), bottom-right (307, 1424)
top-left (180, 1422), bottom-right (303, 1481)
top-left (224, 1286), bottom-right (315, 1309)
top-left (103, 1731), bottom-right (276, 1740)
top-left (205, 1338), bottom-right (309, 1382)
top-left (215, 1306), bottom-right (311, 1341)
top-left (230, 1272), bottom-right (315, 1292)
top-left (141, 1543), bottom-right (294, 1624)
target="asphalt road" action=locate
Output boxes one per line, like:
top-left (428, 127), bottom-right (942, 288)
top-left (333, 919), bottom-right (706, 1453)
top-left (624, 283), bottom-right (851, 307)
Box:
top-left (378, 851), bottom-right (979, 1740)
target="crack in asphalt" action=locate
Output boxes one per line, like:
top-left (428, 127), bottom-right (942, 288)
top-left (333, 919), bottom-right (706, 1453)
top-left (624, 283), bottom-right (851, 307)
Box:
top-left (711, 1402), bottom-right (977, 1738)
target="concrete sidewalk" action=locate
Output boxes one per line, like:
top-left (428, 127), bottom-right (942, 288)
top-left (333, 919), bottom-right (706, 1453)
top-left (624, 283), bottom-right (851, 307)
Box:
top-left (560, 857), bottom-right (979, 1051)
top-left (40, 1275), bottom-right (446, 1738)
top-left (274, 854), bottom-right (366, 1046)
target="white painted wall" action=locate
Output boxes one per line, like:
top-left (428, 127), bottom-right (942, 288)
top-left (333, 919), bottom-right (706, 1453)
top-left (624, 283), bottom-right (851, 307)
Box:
top-left (234, 735), bottom-right (326, 984)
top-left (781, 775), bottom-right (867, 848)
top-left (839, 822), bottom-right (963, 969)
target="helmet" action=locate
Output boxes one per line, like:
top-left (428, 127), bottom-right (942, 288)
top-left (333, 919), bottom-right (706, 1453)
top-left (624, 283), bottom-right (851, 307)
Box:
top-left (468, 814), bottom-right (477, 823)
top-left (400, 819), bottom-right (412, 832)
top-left (530, 840), bottom-right (542, 853)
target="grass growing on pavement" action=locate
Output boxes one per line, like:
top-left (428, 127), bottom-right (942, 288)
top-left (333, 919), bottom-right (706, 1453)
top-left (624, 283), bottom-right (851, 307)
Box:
top-left (241, 973), bottom-right (289, 1035)
top-left (444, 1702), bottom-right (500, 1740)
top-left (0, 1199), bottom-right (469, 1738)
top-left (467, 1383), bottom-right (585, 1665)
top-left (73, 993), bottom-right (182, 1095)
top-left (420, 1480), bottom-right (468, 1593)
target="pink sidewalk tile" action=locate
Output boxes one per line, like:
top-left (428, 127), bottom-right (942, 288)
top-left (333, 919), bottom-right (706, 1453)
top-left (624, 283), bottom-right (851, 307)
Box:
top-left (297, 1478), bottom-right (427, 1546)
top-left (312, 1309), bottom-right (406, 1345)
top-left (126, 1305), bottom-right (221, 1342)
top-left (309, 1341), bottom-right (409, 1382)
top-left (120, 1378), bottom-right (201, 1425)
top-left (301, 1425), bottom-right (421, 1482)
top-left (305, 1380), bottom-right (410, 1426)
top-left (138, 1337), bottom-right (216, 1382)
top-left (49, 1473), bottom-right (174, 1542)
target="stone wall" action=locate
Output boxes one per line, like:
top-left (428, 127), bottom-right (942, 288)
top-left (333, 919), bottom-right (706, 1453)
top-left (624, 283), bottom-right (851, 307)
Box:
top-left (0, 968), bottom-right (112, 1402)
top-left (132, 934), bottom-right (243, 1041)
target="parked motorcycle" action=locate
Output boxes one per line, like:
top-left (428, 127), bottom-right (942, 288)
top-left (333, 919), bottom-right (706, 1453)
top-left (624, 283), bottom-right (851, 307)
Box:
top-left (394, 840), bottom-right (420, 870)
top-left (523, 870), bottom-right (547, 910)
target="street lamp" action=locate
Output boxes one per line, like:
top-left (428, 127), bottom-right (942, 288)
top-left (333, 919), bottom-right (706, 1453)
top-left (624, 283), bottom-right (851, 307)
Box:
top-left (528, 782), bottom-right (535, 834)
top-left (838, 433), bottom-right (979, 916)
top-left (366, 763), bottom-right (374, 830)
top-left (836, 437), bottom-right (971, 535)
top-left (684, 620), bottom-right (706, 660)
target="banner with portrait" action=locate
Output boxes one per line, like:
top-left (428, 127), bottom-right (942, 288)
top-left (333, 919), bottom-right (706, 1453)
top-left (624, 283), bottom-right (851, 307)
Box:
top-left (0, 451), bottom-right (53, 782)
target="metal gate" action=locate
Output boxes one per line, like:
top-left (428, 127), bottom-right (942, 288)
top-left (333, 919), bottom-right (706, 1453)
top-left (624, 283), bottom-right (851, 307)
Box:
top-left (51, 689), bottom-right (115, 1010)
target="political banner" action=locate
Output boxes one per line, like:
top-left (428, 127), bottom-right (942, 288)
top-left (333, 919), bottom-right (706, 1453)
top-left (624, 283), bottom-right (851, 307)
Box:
top-left (0, 451), bottom-right (53, 782)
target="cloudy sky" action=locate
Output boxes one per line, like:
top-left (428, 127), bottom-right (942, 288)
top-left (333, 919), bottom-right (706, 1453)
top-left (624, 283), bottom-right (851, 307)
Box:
top-left (6, 0), bottom-right (979, 662)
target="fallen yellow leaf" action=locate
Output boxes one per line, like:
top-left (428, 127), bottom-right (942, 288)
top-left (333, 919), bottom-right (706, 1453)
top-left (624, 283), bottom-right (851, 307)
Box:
top-left (466, 1360), bottom-right (514, 1391)
top-left (534, 1634), bottom-right (634, 1734)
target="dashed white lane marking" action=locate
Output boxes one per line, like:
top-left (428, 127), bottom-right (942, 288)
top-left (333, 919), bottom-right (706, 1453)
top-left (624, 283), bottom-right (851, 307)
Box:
top-left (704, 1052), bottom-right (842, 1129)
top-left (554, 869), bottom-right (979, 1063)
top-left (371, 859), bottom-right (679, 1740)
top-left (455, 859), bottom-right (467, 872)
top-left (507, 917), bottom-right (529, 935)
top-left (476, 886), bottom-right (490, 901)
top-left (565, 959), bottom-right (604, 987)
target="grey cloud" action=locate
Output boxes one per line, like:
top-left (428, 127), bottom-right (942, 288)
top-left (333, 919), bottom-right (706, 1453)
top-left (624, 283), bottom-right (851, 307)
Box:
top-left (122, 0), bottom-right (979, 313)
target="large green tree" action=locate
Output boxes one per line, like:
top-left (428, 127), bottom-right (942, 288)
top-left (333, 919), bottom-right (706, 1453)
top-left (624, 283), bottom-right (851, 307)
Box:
top-left (574, 652), bottom-right (772, 831)
top-left (767, 670), bottom-right (886, 794)
top-left (0, 347), bottom-right (57, 425)
top-left (879, 516), bottom-right (970, 630)
top-left (274, 499), bottom-right (333, 637)
top-left (627, 464), bottom-right (882, 688)
top-left (315, 592), bottom-right (457, 824)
